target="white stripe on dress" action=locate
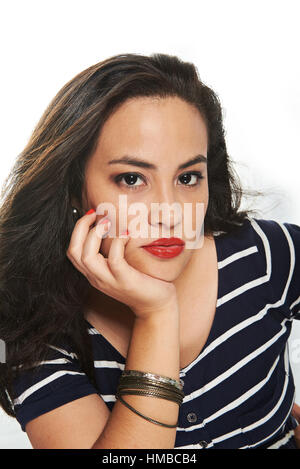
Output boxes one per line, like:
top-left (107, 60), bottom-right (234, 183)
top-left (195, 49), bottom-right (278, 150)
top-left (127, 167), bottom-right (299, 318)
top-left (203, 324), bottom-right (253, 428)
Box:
top-left (290, 295), bottom-right (300, 311)
top-left (13, 370), bottom-right (85, 406)
top-left (46, 344), bottom-right (78, 360)
top-left (214, 348), bottom-right (294, 447)
top-left (218, 246), bottom-right (258, 270)
top-left (266, 429), bottom-right (295, 449)
top-left (181, 219), bottom-right (294, 375)
top-left (182, 319), bottom-right (289, 403)
top-left (100, 394), bottom-right (117, 403)
top-left (278, 221), bottom-right (300, 317)
top-left (94, 360), bottom-right (125, 370)
top-left (241, 344), bottom-right (289, 433)
top-left (239, 392), bottom-right (295, 448)
top-left (277, 222), bottom-right (296, 298)
top-left (35, 359), bottom-right (72, 366)
top-left (177, 355), bottom-right (280, 432)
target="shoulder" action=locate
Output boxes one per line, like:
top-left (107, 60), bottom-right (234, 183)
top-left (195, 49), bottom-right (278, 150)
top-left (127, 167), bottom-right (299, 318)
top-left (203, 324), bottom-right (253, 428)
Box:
top-left (246, 217), bottom-right (300, 318)
top-left (12, 337), bottom-right (98, 432)
top-left (247, 217), bottom-right (300, 248)
top-left (222, 216), bottom-right (299, 248)
top-left (247, 217), bottom-right (300, 273)
top-left (225, 216), bottom-right (300, 264)
top-left (217, 217), bottom-right (300, 318)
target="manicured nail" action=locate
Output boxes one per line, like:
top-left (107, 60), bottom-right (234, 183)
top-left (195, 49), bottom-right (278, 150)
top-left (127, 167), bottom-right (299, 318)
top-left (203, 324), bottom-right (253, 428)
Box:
top-left (99, 216), bottom-right (109, 224)
top-left (98, 217), bottom-right (111, 235)
top-left (85, 209), bottom-right (95, 215)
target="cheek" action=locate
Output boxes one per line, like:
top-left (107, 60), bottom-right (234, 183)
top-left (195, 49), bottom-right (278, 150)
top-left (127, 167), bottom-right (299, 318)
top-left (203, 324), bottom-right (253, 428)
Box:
top-left (185, 197), bottom-right (208, 228)
top-left (198, 186), bottom-right (209, 217)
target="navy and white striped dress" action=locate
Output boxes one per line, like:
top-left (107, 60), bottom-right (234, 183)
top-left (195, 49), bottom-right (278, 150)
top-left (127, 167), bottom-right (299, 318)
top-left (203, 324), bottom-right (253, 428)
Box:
top-left (11, 217), bottom-right (300, 449)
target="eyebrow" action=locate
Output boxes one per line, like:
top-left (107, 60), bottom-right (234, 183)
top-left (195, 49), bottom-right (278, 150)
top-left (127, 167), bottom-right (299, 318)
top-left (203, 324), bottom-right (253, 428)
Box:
top-left (107, 154), bottom-right (207, 171)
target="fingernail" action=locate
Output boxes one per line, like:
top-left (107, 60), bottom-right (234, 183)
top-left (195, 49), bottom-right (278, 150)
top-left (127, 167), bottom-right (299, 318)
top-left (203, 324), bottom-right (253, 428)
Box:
top-left (104, 221), bottom-right (111, 232)
top-left (98, 218), bottom-right (111, 233)
top-left (85, 209), bottom-right (95, 215)
top-left (99, 216), bottom-right (110, 224)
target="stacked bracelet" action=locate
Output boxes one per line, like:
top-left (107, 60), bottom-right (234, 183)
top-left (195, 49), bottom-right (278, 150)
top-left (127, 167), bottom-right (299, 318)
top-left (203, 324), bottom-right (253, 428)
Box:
top-left (117, 377), bottom-right (184, 405)
top-left (117, 395), bottom-right (178, 428)
top-left (120, 370), bottom-right (183, 391)
top-left (116, 369), bottom-right (185, 428)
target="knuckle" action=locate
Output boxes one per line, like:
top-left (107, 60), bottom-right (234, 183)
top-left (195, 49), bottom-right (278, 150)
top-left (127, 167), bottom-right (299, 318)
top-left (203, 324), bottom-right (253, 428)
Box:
top-left (107, 257), bottom-right (121, 270)
top-left (85, 274), bottom-right (96, 288)
top-left (71, 220), bottom-right (80, 231)
top-left (75, 216), bottom-right (85, 227)
top-left (66, 247), bottom-right (74, 259)
top-left (81, 253), bottom-right (93, 265)
top-left (86, 274), bottom-right (104, 291)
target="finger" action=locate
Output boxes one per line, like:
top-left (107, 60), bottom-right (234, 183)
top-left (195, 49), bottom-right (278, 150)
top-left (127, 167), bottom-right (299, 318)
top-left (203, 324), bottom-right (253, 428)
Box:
top-left (81, 217), bottom-right (115, 284)
top-left (106, 230), bottom-right (133, 282)
top-left (66, 210), bottom-right (97, 274)
top-left (82, 216), bottom-right (111, 258)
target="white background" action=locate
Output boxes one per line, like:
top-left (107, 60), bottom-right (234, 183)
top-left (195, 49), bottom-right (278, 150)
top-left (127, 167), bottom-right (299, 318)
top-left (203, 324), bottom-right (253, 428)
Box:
top-left (0, 0), bottom-right (299, 449)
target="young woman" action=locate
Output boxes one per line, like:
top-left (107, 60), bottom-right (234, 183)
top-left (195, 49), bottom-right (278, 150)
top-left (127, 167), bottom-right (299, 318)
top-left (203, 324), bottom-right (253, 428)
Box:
top-left (0, 53), bottom-right (299, 449)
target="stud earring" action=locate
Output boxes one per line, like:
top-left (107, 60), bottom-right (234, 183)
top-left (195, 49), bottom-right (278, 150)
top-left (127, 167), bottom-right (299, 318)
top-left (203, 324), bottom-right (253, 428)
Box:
top-left (71, 206), bottom-right (80, 222)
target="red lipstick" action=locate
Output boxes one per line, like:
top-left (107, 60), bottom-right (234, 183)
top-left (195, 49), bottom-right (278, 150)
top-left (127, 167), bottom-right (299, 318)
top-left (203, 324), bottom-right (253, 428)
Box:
top-left (141, 237), bottom-right (185, 259)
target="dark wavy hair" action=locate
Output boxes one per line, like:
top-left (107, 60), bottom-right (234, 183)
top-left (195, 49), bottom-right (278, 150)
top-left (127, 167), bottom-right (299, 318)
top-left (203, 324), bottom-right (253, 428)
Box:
top-left (0, 52), bottom-right (262, 417)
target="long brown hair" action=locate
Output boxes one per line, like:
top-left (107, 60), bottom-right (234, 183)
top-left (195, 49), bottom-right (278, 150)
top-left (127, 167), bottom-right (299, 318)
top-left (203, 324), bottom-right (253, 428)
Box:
top-left (0, 52), bottom-right (262, 417)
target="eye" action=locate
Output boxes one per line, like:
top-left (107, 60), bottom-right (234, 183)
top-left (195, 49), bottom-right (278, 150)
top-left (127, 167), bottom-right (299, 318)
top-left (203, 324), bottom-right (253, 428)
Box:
top-left (114, 172), bottom-right (146, 190)
top-left (113, 171), bottom-right (204, 191)
top-left (178, 171), bottom-right (204, 187)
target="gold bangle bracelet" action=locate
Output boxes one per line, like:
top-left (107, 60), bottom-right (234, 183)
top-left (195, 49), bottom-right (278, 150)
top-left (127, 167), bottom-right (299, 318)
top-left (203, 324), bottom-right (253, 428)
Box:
top-left (116, 388), bottom-right (183, 405)
top-left (117, 379), bottom-right (184, 394)
top-left (121, 370), bottom-right (183, 391)
top-left (118, 377), bottom-right (184, 397)
top-left (119, 375), bottom-right (182, 389)
top-left (117, 383), bottom-right (184, 403)
top-left (117, 384), bottom-right (183, 399)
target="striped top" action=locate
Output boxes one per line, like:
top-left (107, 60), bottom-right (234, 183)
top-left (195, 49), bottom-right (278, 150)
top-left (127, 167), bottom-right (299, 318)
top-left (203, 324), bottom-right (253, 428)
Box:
top-left (11, 217), bottom-right (300, 449)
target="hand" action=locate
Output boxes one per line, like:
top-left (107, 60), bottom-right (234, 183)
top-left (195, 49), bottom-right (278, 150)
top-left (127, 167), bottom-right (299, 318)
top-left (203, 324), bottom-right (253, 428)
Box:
top-left (292, 403), bottom-right (300, 448)
top-left (66, 211), bottom-right (178, 320)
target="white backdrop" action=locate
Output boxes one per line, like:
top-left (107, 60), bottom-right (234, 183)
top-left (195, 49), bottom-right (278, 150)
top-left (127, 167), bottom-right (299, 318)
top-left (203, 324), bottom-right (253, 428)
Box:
top-left (0, 0), bottom-right (299, 449)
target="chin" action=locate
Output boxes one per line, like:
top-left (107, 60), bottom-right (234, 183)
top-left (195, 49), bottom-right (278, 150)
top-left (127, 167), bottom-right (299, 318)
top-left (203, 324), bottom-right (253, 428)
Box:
top-left (126, 250), bottom-right (191, 282)
top-left (138, 266), bottom-right (182, 283)
top-left (99, 243), bottom-right (191, 281)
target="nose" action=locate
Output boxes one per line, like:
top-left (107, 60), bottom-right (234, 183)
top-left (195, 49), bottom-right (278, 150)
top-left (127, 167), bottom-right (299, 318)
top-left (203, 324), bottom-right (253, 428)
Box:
top-left (147, 184), bottom-right (182, 232)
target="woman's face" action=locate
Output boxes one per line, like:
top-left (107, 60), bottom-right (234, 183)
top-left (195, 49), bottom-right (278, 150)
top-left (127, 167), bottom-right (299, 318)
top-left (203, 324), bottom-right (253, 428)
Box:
top-left (82, 96), bottom-right (209, 282)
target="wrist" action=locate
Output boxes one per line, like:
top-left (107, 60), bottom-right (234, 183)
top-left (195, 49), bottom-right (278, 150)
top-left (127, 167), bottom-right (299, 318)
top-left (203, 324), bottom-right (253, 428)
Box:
top-left (132, 298), bottom-right (179, 322)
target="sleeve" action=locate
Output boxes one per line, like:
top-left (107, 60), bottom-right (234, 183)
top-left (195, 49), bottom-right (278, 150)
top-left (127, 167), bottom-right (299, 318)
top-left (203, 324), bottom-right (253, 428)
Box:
top-left (283, 222), bottom-right (300, 320)
top-left (11, 343), bottom-right (99, 432)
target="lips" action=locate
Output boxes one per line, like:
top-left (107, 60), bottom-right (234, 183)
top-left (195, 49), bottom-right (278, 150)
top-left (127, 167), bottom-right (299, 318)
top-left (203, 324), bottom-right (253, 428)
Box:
top-left (142, 237), bottom-right (185, 247)
top-left (141, 238), bottom-right (185, 259)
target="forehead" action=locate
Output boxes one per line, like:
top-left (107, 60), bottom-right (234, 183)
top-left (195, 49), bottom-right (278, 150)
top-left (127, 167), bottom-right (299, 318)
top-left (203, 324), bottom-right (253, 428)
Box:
top-left (92, 96), bottom-right (208, 164)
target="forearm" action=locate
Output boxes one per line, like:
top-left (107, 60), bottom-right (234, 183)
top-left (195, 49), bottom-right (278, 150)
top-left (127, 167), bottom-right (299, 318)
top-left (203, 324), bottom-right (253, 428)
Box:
top-left (92, 302), bottom-right (180, 449)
